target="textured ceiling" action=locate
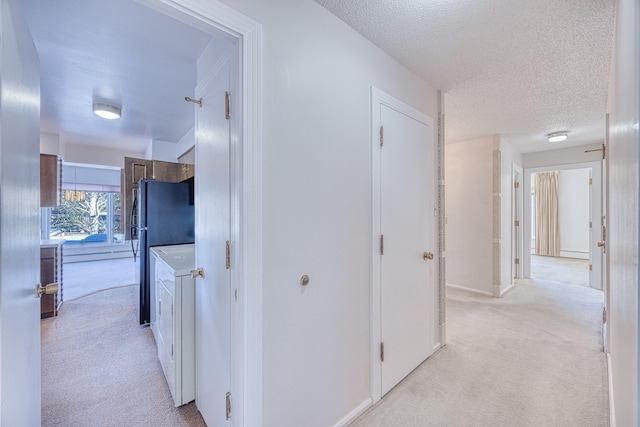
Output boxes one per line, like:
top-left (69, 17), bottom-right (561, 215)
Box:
top-left (315, 0), bottom-right (615, 153)
top-left (21, 0), bottom-right (226, 152)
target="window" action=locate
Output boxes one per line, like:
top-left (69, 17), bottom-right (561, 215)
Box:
top-left (44, 191), bottom-right (122, 244)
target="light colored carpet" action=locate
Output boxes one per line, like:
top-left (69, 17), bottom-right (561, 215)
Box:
top-left (63, 257), bottom-right (138, 301)
top-left (352, 269), bottom-right (608, 426)
top-left (531, 254), bottom-right (590, 287)
top-left (41, 285), bottom-right (206, 427)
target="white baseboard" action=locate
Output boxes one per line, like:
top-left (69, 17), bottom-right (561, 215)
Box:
top-left (499, 283), bottom-right (515, 297)
top-left (559, 250), bottom-right (589, 260)
top-left (333, 398), bottom-right (372, 427)
top-left (607, 352), bottom-right (616, 427)
top-left (446, 283), bottom-right (493, 297)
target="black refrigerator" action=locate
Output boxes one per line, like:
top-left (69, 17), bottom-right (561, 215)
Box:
top-left (134, 178), bottom-right (194, 325)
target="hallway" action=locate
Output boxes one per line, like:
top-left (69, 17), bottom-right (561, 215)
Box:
top-left (353, 260), bottom-right (608, 426)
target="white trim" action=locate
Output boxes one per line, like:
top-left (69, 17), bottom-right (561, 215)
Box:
top-left (332, 398), bottom-right (373, 427)
top-left (370, 86), bottom-right (436, 404)
top-left (446, 283), bottom-right (494, 297)
top-left (523, 161), bottom-right (602, 292)
top-left (499, 283), bottom-right (515, 297)
top-left (608, 352), bottom-right (616, 427)
top-left (133, 1), bottom-right (263, 425)
top-left (559, 250), bottom-right (590, 260)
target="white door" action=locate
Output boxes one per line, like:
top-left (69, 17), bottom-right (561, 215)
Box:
top-left (0, 0), bottom-right (41, 424)
top-left (512, 167), bottom-right (522, 280)
top-left (195, 60), bottom-right (232, 425)
top-left (589, 166), bottom-right (603, 290)
top-left (379, 103), bottom-right (435, 396)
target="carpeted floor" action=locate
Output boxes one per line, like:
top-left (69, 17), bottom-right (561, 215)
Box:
top-left (41, 285), bottom-right (206, 427)
top-left (63, 257), bottom-right (138, 301)
top-left (352, 262), bottom-right (608, 426)
top-left (44, 258), bottom-right (607, 426)
top-left (531, 254), bottom-right (590, 287)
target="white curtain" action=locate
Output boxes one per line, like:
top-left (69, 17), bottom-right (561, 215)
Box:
top-left (534, 171), bottom-right (560, 256)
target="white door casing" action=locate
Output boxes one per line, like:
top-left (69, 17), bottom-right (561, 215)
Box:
top-left (134, 1), bottom-right (263, 425)
top-left (522, 161), bottom-right (603, 290)
top-left (0, 0), bottom-right (41, 424)
top-left (371, 87), bottom-right (437, 400)
top-left (195, 56), bottom-right (233, 425)
top-left (512, 165), bottom-right (523, 281)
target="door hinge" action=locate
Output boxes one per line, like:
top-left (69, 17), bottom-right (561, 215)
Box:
top-left (380, 235), bottom-right (384, 255)
top-left (603, 307), bottom-right (607, 323)
top-left (589, 221), bottom-right (593, 228)
top-left (235, 288), bottom-right (238, 302)
top-left (602, 143), bottom-right (606, 160)
top-left (589, 178), bottom-right (593, 185)
top-left (514, 258), bottom-right (520, 265)
top-left (225, 240), bottom-right (231, 269)
top-left (171, 344), bottom-right (174, 357)
top-left (589, 264), bottom-right (593, 271)
top-left (514, 220), bottom-right (520, 227)
top-left (158, 300), bottom-right (161, 316)
top-left (225, 91), bottom-right (231, 120)
top-left (514, 182), bottom-right (520, 189)
top-left (380, 342), bottom-right (385, 362)
top-left (171, 303), bottom-right (174, 317)
top-left (379, 126), bottom-right (384, 147)
top-left (226, 392), bottom-right (232, 420)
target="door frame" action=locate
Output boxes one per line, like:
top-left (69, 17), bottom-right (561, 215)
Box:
top-left (134, 1), bottom-right (263, 424)
top-left (370, 87), bottom-right (440, 403)
top-left (523, 160), bottom-right (603, 291)
top-left (512, 164), bottom-right (524, 281)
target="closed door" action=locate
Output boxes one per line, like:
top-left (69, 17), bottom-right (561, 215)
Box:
top-left (195, 60), bottom-right (232, 425)
top-left (379, 104), bottom-right (435, 396)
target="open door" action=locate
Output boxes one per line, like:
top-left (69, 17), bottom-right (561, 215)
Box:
top-left (0, 0), bottom-right (41, 424)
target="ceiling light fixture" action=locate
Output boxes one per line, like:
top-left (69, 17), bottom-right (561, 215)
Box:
top-left (547, 131), bottom-right (568, 143)
top-left (93, 102), bottom-right (121, 120)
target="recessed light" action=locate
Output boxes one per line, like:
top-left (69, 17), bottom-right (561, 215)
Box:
top-left (93, 102), bottom-right (121, 120)
top-left (547, 131), bottom-right (568, 142)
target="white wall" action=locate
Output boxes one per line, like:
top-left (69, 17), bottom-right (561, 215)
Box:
top-left (215, 0), bottom-right (439, 425)
top-left (445, 136), bottom-right (495, 295)
top-left (499, 138), bottom-right (523, 294)
top-left (40, 132), bottom-right (60, 155)
top-left (558, 169), bottom-right (590, 259)
top-left (62, 141), bottom-right (145, 168)
top-left (176, 126), bottom-right (195, 158)
top-left (607, 0), bottom-right (639, 424)
top-left (144, 139), bottom-right (178, 162)
top-left (523, 143), bottom-right (603, 168)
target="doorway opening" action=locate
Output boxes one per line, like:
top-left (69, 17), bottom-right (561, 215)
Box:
top-left (23, 0), bottom-right (262, 424)
top-left (529, 168), bottom-right (592, 288)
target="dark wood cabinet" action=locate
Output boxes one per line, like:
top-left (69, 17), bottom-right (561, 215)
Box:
top-left (40, 154), bottom-right (62, 207)
top-left (40, 243), bottom-right (63, 319)
top-left (122, 157), bottom-right (194, 240)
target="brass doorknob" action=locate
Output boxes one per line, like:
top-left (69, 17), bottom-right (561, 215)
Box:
top-left (597, 242), bottom-right (605, 248)
top-left (423, 252), bottom-right (434, 260)
top-left (36, 282), bottom-right (58, 298)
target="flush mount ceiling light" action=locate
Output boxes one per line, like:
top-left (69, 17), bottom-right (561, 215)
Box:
top-left (93, 102), bottom-right (121, 120)
top-left (547, 131), bottom-right (568, 143)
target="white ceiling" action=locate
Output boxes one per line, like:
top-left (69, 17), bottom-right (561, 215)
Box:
top-left (21, 0), bottom-right (227, 153)
top-left (314, 0), bottom-right (615, 153)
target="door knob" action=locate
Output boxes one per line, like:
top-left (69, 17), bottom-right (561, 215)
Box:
top-left (597, 242), bottom-right (605, 248)
top-left (423, 252), bottom-right (434, 260)
top-left (36, 282), bottom-right (58, 298)
top-left (190, 268), bottom-right (204, 279)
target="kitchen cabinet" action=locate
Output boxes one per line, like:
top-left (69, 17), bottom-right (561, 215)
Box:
top-left (40, 154), bottom-right (62, 207)
top-left (150, 244), bottom-right (195, 407)
top-left (40, 240), bottom-right (64, 318)
top-left (122, 157), bottom-right (195, 240)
